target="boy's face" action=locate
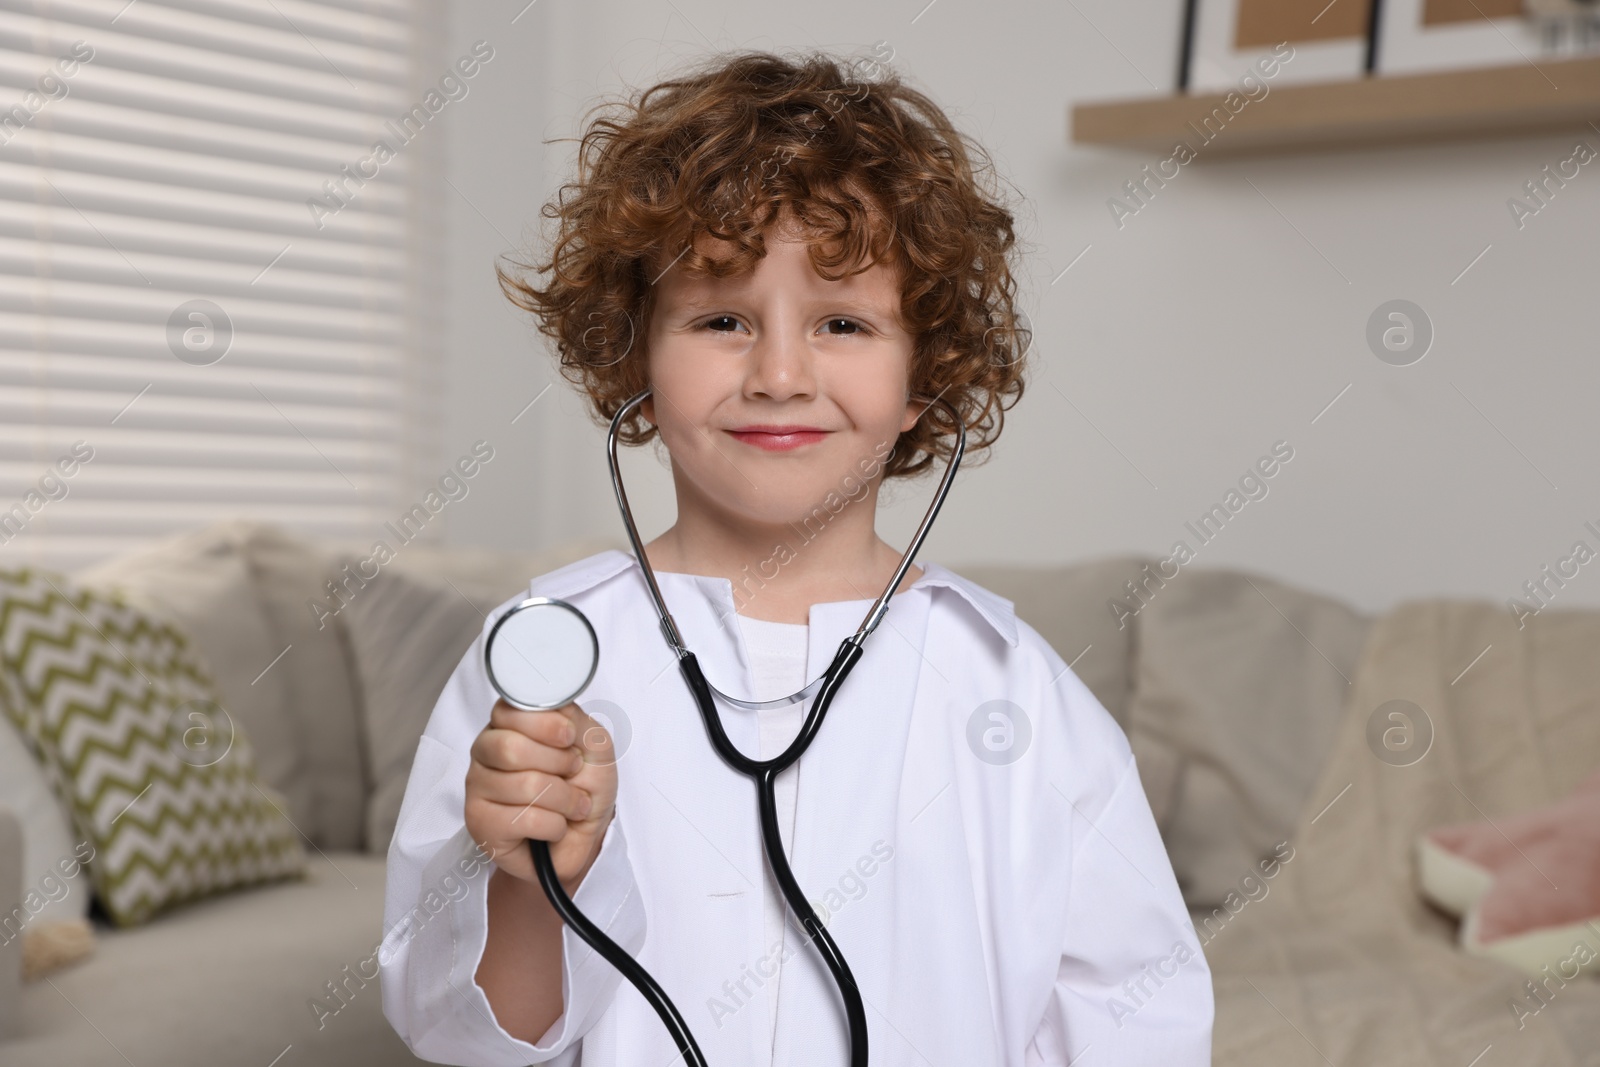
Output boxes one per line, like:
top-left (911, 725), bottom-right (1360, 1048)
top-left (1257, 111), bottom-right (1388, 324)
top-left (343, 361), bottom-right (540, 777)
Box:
top-left (641, 217), bottom-right (923, 529)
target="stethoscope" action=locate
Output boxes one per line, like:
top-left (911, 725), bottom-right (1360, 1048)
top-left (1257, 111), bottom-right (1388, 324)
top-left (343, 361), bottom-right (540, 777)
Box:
top-left (481, 386), bottom-right (964, 1066)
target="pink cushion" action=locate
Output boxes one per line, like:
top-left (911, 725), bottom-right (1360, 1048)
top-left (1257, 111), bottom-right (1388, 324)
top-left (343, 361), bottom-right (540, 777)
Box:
top-left (1423, 767), bottom-right (1600, 943)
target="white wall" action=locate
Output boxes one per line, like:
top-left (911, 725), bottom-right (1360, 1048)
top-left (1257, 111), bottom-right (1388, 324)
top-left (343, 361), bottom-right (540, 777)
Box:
top-left (433, 0), bottom-right (1600, 618)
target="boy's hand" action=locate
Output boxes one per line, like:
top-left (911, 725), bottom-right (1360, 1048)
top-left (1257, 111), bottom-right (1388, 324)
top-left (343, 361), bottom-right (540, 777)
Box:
top-left (465, 698), bottom-right (618, 892)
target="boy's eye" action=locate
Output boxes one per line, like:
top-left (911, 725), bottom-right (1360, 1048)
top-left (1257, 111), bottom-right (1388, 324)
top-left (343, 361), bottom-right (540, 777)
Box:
top-left (696, 315), bottom-right (869, 336)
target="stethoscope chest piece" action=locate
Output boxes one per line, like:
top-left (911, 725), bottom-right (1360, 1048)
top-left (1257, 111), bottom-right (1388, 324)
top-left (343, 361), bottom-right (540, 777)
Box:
top-left (484, 596), bottom-right (600, 710)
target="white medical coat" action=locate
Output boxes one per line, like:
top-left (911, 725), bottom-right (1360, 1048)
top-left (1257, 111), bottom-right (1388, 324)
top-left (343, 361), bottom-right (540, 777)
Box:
top-left (379, 549), bottom-right (1213, 1066)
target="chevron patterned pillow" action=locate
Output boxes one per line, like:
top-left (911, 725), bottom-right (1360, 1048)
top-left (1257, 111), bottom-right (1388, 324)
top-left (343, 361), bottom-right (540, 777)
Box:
top-left (0, 566), bottom-right (305, 927)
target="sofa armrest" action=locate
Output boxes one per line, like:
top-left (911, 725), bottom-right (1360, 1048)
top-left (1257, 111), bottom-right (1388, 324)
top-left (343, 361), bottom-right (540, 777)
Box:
top-left (0, 805), bottom-right (21, 1041)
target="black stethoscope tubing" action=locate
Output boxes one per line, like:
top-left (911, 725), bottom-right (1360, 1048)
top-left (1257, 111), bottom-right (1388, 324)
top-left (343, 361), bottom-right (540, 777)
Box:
top-left (525, 386), bottom-right (964, 1066)
top-left (529, 636), bottom-right (867, 1067)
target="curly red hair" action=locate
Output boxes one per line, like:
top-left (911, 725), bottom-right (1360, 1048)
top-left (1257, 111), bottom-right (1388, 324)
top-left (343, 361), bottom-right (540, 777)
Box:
top-left (496, 48), bottom-right (1031, 480)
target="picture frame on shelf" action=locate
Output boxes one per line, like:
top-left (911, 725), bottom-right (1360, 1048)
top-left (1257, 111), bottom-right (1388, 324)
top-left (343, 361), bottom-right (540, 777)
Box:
top-left (1375, 0), bottom-right (1600, 75)
top-left (1181, 0), bottom-right (1379, 92)
top-left (1525, 0), bottom-right (1600, 51)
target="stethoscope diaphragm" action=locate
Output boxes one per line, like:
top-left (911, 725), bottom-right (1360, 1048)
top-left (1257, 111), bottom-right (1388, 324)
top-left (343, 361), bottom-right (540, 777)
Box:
top-left (483, 596), bottom-right (599, 711)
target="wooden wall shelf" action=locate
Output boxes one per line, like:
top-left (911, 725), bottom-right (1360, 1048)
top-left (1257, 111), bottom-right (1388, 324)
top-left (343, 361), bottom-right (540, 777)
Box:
top-left (1071, 55), bottom-right (1600, 157)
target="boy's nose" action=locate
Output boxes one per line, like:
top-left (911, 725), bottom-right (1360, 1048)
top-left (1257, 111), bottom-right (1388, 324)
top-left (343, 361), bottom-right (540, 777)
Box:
top-left (744, 329), bottom-right (817, 401)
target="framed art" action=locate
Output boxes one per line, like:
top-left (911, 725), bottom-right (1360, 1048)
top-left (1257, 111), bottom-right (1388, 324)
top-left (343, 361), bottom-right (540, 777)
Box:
top-left (1376, 0), bottom-right (1600, 75)
top-left (1183, 0), bottom-right (1378, 92)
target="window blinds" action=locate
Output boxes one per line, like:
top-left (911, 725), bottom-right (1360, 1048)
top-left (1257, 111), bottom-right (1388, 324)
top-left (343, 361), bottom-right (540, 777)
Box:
top-left (0, 0), bottom-right (445, 570)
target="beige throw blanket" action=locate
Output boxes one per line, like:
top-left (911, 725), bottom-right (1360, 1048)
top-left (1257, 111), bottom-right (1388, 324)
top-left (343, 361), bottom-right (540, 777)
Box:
top-left (1204, 599), bottom-right (1600, 1066)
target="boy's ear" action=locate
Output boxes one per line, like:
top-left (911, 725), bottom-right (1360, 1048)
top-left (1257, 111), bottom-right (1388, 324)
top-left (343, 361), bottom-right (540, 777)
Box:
top-left (899, 398), bottom-right (921, 434)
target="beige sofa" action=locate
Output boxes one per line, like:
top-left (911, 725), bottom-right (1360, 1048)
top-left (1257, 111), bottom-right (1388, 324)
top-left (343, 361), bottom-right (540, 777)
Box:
top-left (0, 521), bottom-right (620, 1066)
top-left (5, 518), bottom-right (1532, 1066)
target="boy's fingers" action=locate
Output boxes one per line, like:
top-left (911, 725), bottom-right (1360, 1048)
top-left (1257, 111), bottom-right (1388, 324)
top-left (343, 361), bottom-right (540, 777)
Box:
top-left (472, 728), bottom-right (584, 776)
top-left (472, 766), bottom-right (590, 817)
top-left (490, 699), bottom-right (578, 747)
top-left (505, 803), bottom-right (568, 842)
top-left (514, 785), bottom-right (592, 829)
top-left (560, 702), bottom-right (617, 764)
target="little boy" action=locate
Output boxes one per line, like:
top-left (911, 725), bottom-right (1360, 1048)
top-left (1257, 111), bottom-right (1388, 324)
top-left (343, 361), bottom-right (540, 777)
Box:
top-left (379, 48), bottom-right (1213, 1066)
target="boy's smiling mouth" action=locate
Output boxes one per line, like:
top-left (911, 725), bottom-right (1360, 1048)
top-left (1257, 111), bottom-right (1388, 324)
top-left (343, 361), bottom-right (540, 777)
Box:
top-left (725, 424), bottom-right (831, 451)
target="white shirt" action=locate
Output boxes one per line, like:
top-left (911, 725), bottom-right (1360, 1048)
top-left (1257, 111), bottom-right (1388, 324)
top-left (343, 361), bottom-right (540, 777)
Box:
top-left (379, 549), bottom-right (1213, 1066)
top-left (736, 613), bottom-right (810, 1061)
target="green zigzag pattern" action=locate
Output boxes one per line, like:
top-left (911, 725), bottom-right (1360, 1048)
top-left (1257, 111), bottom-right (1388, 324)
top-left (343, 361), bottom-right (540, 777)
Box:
top-left (0, 566), bottom-right (305, 928)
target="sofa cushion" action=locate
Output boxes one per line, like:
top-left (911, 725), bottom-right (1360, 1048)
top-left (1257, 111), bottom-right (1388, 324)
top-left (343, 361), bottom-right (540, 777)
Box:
top-left (3, 851), bottom-right (423, 1066)
top-left (340, 567), bottom-right (485, 857)
top-left (0, 806), bottom-right (20, 1041)
top-left (0, 715), bottom-right (86, 929)
top-left (0, 567), bottom-right (305, 927)
top-left (229, 522), bottom-right (369, 851)
top-left (1124, 566), bottom-right (1370, 909)
top-left (338, 537), bottom-right (624, 854)
top-left (953, 556), bottom-right (1155, 733)
top-left (74, 526), bottom-right (311, 834)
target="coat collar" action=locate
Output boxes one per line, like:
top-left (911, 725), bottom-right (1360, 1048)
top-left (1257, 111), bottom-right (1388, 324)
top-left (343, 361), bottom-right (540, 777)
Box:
top-left (528, 548), bottom-right (1019, 648)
